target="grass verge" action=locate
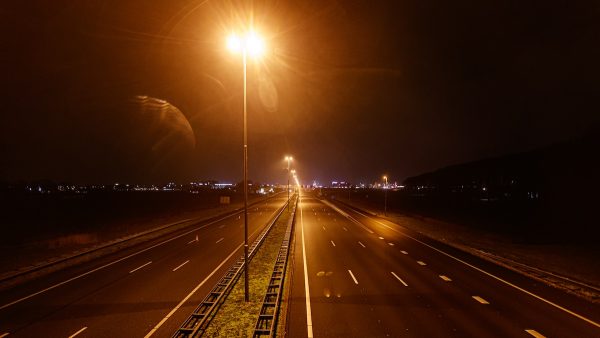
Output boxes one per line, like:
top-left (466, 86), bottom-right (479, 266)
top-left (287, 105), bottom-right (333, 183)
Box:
top-left (204, 196), bottom-right (296, 337)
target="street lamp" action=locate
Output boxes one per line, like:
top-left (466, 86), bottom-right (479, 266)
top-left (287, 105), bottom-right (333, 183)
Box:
top-left (291, 169), bottom-right (296, 194)
top-left (227, 30), bottom-right (265, 302)
top-left (383, 175), bottom-right (388, 216)
top-left (285, 156), bottom-right (293, 209)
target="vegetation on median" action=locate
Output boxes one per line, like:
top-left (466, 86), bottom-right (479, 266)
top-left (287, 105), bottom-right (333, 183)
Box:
top-left (204, 196), bottom-right (297, 337)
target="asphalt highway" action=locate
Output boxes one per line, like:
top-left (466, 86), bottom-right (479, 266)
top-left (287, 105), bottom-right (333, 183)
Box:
top-left (287, 191), bottom-right (600, 337)
top-left (0, 195), bottom-right (288, 337)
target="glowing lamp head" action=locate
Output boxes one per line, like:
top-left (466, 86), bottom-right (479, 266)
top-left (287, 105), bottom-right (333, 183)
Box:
top-left (227, 32), bottom-right (265, 57)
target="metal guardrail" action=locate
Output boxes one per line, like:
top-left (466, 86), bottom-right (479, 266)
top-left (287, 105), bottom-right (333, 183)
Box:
top-left (253, 196), bottom-right (298, 337)
top-left (173, 199), bottom-right (289, 338)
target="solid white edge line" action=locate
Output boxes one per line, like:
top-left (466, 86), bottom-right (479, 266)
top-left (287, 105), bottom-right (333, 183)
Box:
top-left (68, 326), bottom-right (87, 338)
top-left (300, 199), bottom-right (314, 338)
top-left (144, 199), bottom-right (286, 337)
top-left (330, 240), bottom-right (336, 247)
top-left (391, 272), bottom-right (408, 286)
top-left (348, 270), bottom-right (359, 284)
top-left (361, 214), bottom-right (600, 328)
top-left (129, 261), bottom-right (152, 274)
top-left (0, 209), bottom-right (245, 310)
top-left (215, 237), bottom-right (224, 244)
top-left (172, 260), bottom-right (190, 272)
top-left (358, 241), bottom-right (366, 248)
top-left (321, 200), bottom-right (373, 234)
top-left (144, 243), bottom-right (243, 337)
top-left (525, 329), bottom-right (546, 338)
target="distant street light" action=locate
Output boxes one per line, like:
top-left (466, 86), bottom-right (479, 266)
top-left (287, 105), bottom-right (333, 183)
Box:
top-left (383, 175), bottom-right (388, 216)
top-left (227, 30), bottom-right (265, 302)
top-left (285, 156), bottom-right (293, 209)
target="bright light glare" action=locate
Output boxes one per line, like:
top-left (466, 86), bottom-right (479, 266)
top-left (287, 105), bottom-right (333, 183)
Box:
top-left (227, 34), bottom-right (242, 53)
top-left (227, 31), bottom-right (265, 57)
top-left (246, 32), bottom-right (264, 57)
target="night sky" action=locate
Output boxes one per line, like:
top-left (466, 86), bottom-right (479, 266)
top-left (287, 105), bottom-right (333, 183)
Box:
top-left (2, 1), bottom-right (599, 185)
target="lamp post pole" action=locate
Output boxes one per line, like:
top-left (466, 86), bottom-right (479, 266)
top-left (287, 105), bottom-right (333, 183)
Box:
top-left (242, 49), bottom-right (250, 302)
top-left (286, 156), bottom-right (292, 210)
top-left (383, 176), bottom-right (388, 216)
top-left (227, 30), bottom-right (264, 303)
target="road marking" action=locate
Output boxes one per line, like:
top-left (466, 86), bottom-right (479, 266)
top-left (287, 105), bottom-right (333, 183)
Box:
top-left (358, 241), bottom-right (366, 248)
top-left (391, 272), bottom-right (408, 286)
top-left (355, 214), bottom-right (600, 329)
top-left (322, 226), bottom-right (326, 231)
top-left (145, 243), bottom-right (245, 337)
top-left (348, 270), bottom-right (359, 284)
top-left (439, 275), bottom-right (452, 282)
top-left (525, 329), bottom-right (546, 338)
top-left (68, 327), bottom-right (87, 338)
top-left (0, 333), bottom-right (9, 338)
top-left (187, 237), bottom-right (198, 244)
top-left (216, 237), bottom-right (224, 244)
top-left (172, 260), bottom-right (189, 272)
top-left (472, 296), bottom-right (490, 304)
top-left (401, 250), bottom-right (408, 255)
top-left (321, 200), bottom-right (374, 234)
top-left (417, 261), bottom-right (427, 266)
top-left (378, 236), bottom-right (384, 240)
top-left (300, 199), bottom-right (314, 338)
top-left (218, 224), bottom-right (225, 229)
top-left (129, 261), bottom-right (152, 274)
top-left (330, 240), bottom-right (336, 247)
top-left (0, 209), bottom-right (249, 311)
top-left (388, 242), bottom-right (394, 246)
top-left (343, 227), bottom-right (348, 231)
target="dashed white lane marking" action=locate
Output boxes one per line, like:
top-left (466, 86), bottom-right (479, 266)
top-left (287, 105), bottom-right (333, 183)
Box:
top-left (417, 261), bottom-right (427, 266)
top-left (0, 333), bottom-right (9, 338)
top-left (348, 207), bottom-right (600, 329)
top-left (388, 242), bottom-right (394, 246)
top-left (330, 240), bottom-right (336, 247)
top-left (218, 224), bottom-right (225, 229)
top-left (145, 243), bottom-right (245, 337)
top-left (391, 272), bottom-right (408, 286)
top-left (401, 250), bottom-right (408, 255)
top-left (348, 270), bottom-right (359, 284)
top-left (300, 200), bottom-right (314, 338)
top-left (525, 329), bottom-right (546, 338)
top-left (187, 237), bottom-right (198, 244)
top-left (439, 275), bottom-right (452, 282)
top-left (215, 237), bottom-right (224, 244)
top-left (472, 296), bottom-right (490, 304)
top-left (172, 260), bottom-right (189, 272)
top-left (129, 261), bottom-right (152, 274)
top-left (378, 236), bottom-right (384, 240)
top-left (322, 226), bottom-right (326, 231)
top-left (358, 241), bottom-right (366, 248)
top-left (68, 327), bottom-right (87, 338)
top-left (343, 227), bottom-right (348, 231)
